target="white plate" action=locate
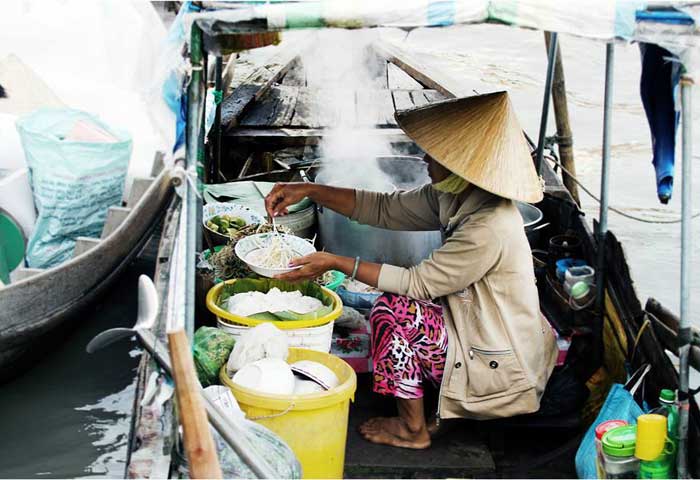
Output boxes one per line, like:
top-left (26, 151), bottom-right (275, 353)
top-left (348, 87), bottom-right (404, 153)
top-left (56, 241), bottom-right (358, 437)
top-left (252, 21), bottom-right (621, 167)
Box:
top-left (202, 202), bottom-right (265, 240)
top-left (235, 233), bottom-right (316, 278)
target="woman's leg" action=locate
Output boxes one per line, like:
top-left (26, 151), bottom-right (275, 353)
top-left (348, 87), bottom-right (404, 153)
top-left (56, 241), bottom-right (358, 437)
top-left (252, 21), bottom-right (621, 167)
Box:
top-left (359, 294), bottom-right (447, 449)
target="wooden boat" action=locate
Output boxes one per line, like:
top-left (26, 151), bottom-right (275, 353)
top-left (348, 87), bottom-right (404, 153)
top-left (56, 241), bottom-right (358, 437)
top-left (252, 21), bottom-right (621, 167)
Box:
top-left (123, 33), bottom-right (700, 477)
top-left (120, 3), bottom-right (700, 476)
top-left (0, 163), bottom-right (174, 381)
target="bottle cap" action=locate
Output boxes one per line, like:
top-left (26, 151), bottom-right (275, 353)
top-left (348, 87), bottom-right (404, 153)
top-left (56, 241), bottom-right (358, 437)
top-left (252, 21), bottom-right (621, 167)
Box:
top-left (596, 420), bottom-right (628, 440)
top-left (660, 389), bottom-right (675, 403)
top-left (635, 414), bottom-right (668, 460)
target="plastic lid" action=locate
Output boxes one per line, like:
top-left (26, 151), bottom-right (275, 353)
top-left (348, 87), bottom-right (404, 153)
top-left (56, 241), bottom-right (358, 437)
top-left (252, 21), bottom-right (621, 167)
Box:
top-left (571, 281), bottom-right (590, 300)
top-left (660, 389), bottom-right (675, 402)
top-left (596, 420), bottom-right (628, 440)
top-left (602, 425), bottom-right (637, 457)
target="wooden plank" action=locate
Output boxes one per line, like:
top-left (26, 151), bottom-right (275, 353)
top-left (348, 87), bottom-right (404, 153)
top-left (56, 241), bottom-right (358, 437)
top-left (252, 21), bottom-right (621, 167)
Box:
top-left (646, 297), bottom-right (700, 346)
top-left (128, 177), bottom-right (156, 208)
top-left (73, 237), bottom-right (100, 257)
top-left (150, 152), bottom-right (165, 177)
top-left (221, 34), bottom-right (313, 132)
top-left (240, 85), bottom-right (299, 128)
top-left (11, 268), bottom-right (44, 282)
top-left (411, 90), bottom-right (429, 107)
top-left (356, 89), bottom-right (396, 127)
top-left (387, 62), bottom-right (424, 90)
top-left (424, 89), bottom-right (447, 103)
top-left (289, 88), bottom-right (354, 128)
top-left (648, 314), bottom-right (700, 372)
top-left (101, 206), bottom-right (132, 239)
top-left (227, 127), bottom-right (411, 147)
top-left (372, 39), bottom-right (465, 99)
top-left (392, 90), bottom-right (415, 112)
top-left (280, 59), bottom-right (306, 86)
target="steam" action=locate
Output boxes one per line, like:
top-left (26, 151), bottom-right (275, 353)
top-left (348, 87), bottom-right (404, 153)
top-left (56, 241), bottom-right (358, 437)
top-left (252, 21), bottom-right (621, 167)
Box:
top-left (301, 29), bottom-right (396, 191)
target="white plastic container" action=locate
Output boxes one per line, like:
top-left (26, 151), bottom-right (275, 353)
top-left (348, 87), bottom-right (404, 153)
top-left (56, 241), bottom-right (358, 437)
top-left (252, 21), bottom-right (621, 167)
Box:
top-left (217, 318), bottom-right (334, 353)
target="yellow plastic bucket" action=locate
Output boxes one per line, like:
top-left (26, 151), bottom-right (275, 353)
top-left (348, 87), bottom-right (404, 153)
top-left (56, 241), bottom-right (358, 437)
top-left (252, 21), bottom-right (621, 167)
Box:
top-left (206, 278), bottom-right (343, 330)
top-left (220, 348), bottom-right (357, 479)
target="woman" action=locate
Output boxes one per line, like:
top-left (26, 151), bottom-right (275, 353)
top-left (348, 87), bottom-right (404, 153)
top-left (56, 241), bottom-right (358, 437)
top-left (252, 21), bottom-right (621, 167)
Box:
top-left (265, 92), bottom-right (558, 449)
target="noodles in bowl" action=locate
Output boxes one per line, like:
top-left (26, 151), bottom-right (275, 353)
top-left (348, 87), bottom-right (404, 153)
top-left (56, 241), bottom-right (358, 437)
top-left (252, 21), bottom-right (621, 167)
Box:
top-left (235, 233), bottom-right (316, 278)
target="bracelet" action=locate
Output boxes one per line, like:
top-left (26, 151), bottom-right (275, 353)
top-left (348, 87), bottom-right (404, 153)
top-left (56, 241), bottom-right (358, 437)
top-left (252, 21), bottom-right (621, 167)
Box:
top-left (350, 256), bottom-right (361, 281)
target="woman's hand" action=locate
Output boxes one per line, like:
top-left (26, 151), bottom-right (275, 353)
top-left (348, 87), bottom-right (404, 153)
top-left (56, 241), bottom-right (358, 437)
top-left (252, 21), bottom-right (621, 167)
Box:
top-left (265, 182), bottom-right (310, 217)
top-left (275, 252), bottom-right (337, 282)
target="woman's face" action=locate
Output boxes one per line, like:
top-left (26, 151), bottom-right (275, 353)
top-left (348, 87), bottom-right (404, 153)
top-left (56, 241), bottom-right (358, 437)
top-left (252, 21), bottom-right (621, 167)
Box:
top-left (424, 154), bottom-right (451, 184)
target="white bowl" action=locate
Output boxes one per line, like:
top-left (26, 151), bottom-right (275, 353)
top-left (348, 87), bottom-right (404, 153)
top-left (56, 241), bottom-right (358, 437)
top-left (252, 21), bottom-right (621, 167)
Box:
top-left (235, 232), bottom-right (316, 278)
top-left (202, 202), bottom-right (266, 243)
top-left (290, 360), bottom-right (340, 390)
top-left (232, 358), bottom-right (295, 395)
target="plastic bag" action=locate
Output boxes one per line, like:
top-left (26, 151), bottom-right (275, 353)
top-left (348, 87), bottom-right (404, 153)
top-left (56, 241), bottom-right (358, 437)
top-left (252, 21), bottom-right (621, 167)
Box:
top-left (227, 323), bottom-right (288, 376)
top-left (203, 386), bottom-right (301, 479)
top-left (575, 364), bottom-right (650, 479)
top-left (193, 327), bottom-right (236, 387)
top-left (16, 108), bottom-right (131, 268)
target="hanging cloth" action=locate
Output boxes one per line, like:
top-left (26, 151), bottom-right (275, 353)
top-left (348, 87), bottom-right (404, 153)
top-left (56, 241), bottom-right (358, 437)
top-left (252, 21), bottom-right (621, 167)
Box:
top-left (639, 43), bottom-right (681, 204)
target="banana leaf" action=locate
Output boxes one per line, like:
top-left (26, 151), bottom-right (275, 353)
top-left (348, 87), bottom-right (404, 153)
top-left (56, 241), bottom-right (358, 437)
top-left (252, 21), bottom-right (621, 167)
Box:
top-left (218, 278), bottom-right (334, 321)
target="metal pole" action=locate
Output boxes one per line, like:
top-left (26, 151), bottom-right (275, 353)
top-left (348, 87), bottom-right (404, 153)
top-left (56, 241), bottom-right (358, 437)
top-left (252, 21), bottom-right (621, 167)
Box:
top-left (185, 24), bottom-right (205, 338)
top-left (535, 31), bottom-right (558, 174)
top-left (596, 43), bottom-right (615, 314)
top-left (213, 56), bottom-right (223, 184)
top-left (677, 74), bottom-right (693, 480)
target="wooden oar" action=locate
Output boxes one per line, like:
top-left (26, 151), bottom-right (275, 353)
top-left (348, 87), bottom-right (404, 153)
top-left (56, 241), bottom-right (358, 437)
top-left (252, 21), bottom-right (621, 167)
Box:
top-left (169, 328), bottom-right (223, 479)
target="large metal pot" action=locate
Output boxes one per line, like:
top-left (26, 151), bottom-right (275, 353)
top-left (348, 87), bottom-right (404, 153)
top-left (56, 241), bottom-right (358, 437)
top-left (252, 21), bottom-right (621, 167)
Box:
top-left (315, 156), bottom-right (546, 266)
top-left (516, 201), bottom-right (547, 247)
top-left (315, 156), bottom-right (442, 267)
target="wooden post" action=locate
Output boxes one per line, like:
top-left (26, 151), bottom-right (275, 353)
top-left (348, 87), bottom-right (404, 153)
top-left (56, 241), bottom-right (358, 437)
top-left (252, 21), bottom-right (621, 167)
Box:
top-left (545, 32), bottom-right (580, 204)
top-left (168, 330), bottom-right (223, 479)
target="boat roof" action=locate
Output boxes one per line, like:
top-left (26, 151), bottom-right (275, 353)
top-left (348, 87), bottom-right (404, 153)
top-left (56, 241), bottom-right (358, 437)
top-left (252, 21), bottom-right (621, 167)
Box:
top-left (184, 1), bottom-right (700, 76)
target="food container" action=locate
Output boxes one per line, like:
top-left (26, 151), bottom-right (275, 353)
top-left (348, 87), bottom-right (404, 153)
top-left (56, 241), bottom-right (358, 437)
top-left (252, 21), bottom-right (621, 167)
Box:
top-left (602, 425), bottom-right (639, 479)
top-left (206, 278), bottom-right (343, 352)
top-left (203, 202), bottom-right (265, 246)
top-left (595, 420), bottom-right (628, 479)
top-left (274, 203), bottom-right (316, 239)
top-left (234, 233), bottom-right (316, 278)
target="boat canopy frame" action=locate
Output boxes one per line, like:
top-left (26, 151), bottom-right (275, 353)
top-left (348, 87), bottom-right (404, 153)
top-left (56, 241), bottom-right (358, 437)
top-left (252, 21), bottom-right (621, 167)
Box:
top-left (175, 2), bottom-right (698, 477)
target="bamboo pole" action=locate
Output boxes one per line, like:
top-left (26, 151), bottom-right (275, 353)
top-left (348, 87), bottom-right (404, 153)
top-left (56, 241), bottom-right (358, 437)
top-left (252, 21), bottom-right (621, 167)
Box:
top-left (545, 32), bottom-right (580, 204)
top-left (169, 330), bottom-right (223, 479)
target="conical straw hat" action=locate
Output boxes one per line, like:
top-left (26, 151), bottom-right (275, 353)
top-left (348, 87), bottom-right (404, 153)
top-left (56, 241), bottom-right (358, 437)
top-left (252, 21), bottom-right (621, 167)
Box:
top-left (396, 91), bottom-right (543, 203)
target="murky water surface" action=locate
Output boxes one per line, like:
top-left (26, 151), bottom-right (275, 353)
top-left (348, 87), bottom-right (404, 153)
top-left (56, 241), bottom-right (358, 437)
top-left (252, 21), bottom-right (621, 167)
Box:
top-left (0, 22), bottom-right (698, 479)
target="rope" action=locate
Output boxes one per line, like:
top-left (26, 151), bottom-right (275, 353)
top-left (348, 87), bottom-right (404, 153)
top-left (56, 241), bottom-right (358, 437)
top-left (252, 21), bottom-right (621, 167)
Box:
top-left (544, 156), bottom-right (700, 224)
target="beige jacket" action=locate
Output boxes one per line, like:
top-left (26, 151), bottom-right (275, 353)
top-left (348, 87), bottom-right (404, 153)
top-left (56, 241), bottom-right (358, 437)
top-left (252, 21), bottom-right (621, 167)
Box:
top-left (351, 184), bottom-right (557, 420)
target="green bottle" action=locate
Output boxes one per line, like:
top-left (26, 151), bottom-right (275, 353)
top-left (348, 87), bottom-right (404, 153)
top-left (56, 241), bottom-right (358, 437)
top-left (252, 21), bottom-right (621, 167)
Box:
top-left (641, 389), bottom-right (679, 478)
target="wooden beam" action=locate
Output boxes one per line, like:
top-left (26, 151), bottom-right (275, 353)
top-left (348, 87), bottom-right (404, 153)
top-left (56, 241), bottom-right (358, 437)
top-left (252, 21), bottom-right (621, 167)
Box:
top-left (226, 127), bottom-right (411, 147)
top-left (101, 206), bottom-right (132, 239)
top-left (647, 313), bottom-right (700, 372)
top-left (73, 237), bottom-right (100, 257)
top-left (646, 298), bottom-right (700, 346)
top-left (372, 39), bottom-right (464, 99)
top-left (221, 34), bottom-right (313, 133)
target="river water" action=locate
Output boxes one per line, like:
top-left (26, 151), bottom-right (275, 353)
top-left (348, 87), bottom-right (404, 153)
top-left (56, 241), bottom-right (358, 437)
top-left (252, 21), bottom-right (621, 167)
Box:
top-left (0, 21), bottom-right (697, 479)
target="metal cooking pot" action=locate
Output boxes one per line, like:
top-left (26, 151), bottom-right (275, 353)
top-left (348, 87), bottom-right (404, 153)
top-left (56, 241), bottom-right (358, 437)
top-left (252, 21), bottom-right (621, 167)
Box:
top-left (315, 156), bottom-right (442, 267)
top-left (315, 157), bottom-right (546, 265)
top-left (516, 201), bottom-right (547, 247)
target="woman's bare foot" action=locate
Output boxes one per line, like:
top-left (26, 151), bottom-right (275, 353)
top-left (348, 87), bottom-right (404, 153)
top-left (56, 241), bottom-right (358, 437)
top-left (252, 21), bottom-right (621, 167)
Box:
top-left (359, 416), bottom-right (431, 449)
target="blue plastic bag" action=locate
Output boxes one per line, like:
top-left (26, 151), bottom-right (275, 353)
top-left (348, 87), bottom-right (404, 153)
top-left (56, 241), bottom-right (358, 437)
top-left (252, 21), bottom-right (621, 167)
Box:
top-left (16, 108), bottom-right (132, 268)
top-left (575, 364), bottom-right (650, 479)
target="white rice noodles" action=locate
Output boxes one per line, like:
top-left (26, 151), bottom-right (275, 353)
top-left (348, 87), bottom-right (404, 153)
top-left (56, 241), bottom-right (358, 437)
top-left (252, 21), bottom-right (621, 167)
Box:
top-left (227, 288), bottom-right (323, 317)
top-left (245, 234), bottom-right (301, 269)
